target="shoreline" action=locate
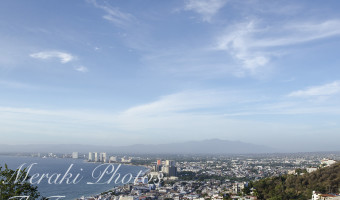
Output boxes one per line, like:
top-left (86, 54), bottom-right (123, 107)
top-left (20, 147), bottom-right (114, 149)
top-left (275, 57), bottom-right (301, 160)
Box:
top-left (0, 155), bottom-right (151, 200)
top-left (74, 166), bottom-right (151, 200)
top-left (76, 161), bottom-right (151, 200)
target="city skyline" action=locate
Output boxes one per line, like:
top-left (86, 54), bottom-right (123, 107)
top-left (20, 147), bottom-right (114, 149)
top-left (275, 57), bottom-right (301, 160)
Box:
top-left (1, 0), bottom-right (340, 151)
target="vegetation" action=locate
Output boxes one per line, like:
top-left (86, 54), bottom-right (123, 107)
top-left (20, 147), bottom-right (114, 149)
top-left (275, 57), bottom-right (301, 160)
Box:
top-left (177, 171), bottom-right (250, 182)
top-left (0, 164), bottom-right (40, 199)
top-left (130, 159), bottom-right (155, 165)
top-left (244, 162), bottom-right (340, 199)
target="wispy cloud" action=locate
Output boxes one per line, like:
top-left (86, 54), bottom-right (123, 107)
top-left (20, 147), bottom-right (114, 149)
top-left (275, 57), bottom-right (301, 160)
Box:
top-left (89, 0), bottom-right (135, 27)
top-left (1, 87), bottom-right (339, 147)
top-left (88, 0), bottom-right (151, 53)
top-left (215, 20), bottom-right (340, 76)
top-left (253, 20), bottom-right (340, 47)
top-left (30, 51), bottom-right (90, 73)
top-left (122, 90), bottom-right (228, 117)
top-left (288, 81), bottom-right (340, 98)
top-left (184, 0), bottom-right (227, 22)
top-left (74, 66), bottom-right (88, 73)
top-left (215, 21), bottom-right (269, 75)
top-left (30, 51), bottom-right (75, 63)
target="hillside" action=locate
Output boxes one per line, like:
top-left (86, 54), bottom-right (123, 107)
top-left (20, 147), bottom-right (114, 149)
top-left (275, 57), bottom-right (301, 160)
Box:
top-left (248, 162), bottom-right (340, 199)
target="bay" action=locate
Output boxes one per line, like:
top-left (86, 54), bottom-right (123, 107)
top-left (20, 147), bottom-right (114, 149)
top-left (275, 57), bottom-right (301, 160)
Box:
top-left (0, 155), bottom-right (147, 200)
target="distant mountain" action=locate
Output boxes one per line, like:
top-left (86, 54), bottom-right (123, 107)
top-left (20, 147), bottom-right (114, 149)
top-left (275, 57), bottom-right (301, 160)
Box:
top-left (0, 139), bottom-right (275, 154)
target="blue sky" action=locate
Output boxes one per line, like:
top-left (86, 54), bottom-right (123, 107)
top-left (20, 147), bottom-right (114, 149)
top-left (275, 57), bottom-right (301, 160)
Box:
top-left (1, 0), bottom-right (340, 151)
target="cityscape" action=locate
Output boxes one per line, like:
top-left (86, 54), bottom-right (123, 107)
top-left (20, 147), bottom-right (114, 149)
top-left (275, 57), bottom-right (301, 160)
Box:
top-left (1, 151), bottom-right (340, 199)
top-left (1, 0), bottom-right (340, 199)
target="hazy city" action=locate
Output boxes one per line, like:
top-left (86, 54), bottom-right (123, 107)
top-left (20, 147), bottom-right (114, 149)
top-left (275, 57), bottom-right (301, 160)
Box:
top-left (1, 0), bottom-right (340, 199)
top-left (1, 150), bottom-right (340, 199)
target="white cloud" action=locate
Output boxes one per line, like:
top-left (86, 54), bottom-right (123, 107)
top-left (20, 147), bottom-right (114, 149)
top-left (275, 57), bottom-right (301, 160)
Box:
top-left (74, 66), bottom-right (89, 73)
top-left (184, 0), bottom-right (227, 22)
top-left (0, 104), bottom-right (293, 146)
top-left (30, 51), bottom-right (89, 73)
top-left (288, 81), bottom-right (340, 98)
top-left (215, 20), bottom-right (340, 76)
top-left (252, 20), bottom-right (340, 48)
top-left (1, 89), bottom-right (340, 147)
top-left (123, 90), bottom-right (226, 117)
top-left (216, 21), bottom-right (271, 74)
top-left (89, 0), bottom-right (134, 27)
top-left (30, 51), bottom-right (75, 63)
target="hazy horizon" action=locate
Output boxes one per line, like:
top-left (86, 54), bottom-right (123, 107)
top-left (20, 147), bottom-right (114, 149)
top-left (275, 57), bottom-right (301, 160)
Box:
top-left (1, 138), bottom-right (339, 154)
top-left (1, 0), bottom-right (340, 152)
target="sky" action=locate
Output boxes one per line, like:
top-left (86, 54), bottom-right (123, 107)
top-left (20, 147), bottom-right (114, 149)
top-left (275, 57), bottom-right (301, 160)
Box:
top-left (1, 0), bottom-right (340, 152)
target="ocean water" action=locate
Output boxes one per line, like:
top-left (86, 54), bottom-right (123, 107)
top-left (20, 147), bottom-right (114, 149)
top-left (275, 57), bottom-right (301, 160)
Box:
top-left (0, 155), bottom-right (147, 200)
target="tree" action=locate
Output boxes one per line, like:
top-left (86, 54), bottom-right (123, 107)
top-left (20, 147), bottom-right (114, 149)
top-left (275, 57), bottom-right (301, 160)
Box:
top-left (0, 164), bottom-right (40, 199)
top-left (251, 162), bottom-right (340, 199)
top-left (242, 182), bottom-right (253, 195)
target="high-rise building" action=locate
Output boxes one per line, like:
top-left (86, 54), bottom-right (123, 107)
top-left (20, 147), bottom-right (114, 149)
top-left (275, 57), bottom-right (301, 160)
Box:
top-left (165, 160), bottom-right (175, 166)
top-left (168, 166), bottom-right (177, 176)
top-left (94, 152), bottom-right (98, 162)
top-left (162, 166), bottom-right (169, 174)
top-left (72, 152), bottom-right (79, 159)
top-left (162, 160), bottom-right (177, 176)
top-left (99, 153), bottom-right (103, 162)
top-left (162, 166), bottom-right (177, 177)
top-left (154, 164), bottom-right (162, 172)
top-left (100, 152), bottom-right (107, 163)
top-left (154, 159), bottom-right (163, 172)
top-left (88, 152), bottom-right (94, 161)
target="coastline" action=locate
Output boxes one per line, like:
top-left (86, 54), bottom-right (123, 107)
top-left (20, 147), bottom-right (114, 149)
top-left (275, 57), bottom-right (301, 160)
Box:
top-left (0, 155), bottom-right (151, 200)
top-left (76, 161), bottom-right (151, 200)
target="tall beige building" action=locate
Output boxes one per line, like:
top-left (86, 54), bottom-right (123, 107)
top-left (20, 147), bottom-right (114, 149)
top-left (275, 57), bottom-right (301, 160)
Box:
top-left (162, 160), bottom-right (177, 177)
top-left (88, 152), bottom-right (94, 161)
top-left (100, 152), bottom-right (107, 162)
top-left (165, 160), bottom-right (175, 166)
top-left (94, 152), bottom-right (98, 162)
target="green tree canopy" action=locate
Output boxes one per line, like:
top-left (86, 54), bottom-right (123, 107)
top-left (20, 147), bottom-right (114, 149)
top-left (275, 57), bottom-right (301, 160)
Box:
top-left (250, 162), bottom-right (340, 199)
top-left (0, 164), bottom-right (40, 199)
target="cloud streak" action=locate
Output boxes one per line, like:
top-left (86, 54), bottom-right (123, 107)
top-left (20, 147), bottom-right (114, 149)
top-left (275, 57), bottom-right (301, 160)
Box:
top-left (1, 86), bottom-right (340, 147)
top-left (122, 90), bottom-right (228, 117)
top-left (288, 81), bottom-right (340, 98)
top-left (89, 0), bottom-right (135, 27)
top-left (30, 51), bottom-right (90, 73)
top-left (215, 20), bottom-right (340, 76)
top-left (74, 66), bottom-right (88, 73)
top-left (30, 51), bottom-right (75, 63)
top-left (184, 0), bottom-right (227, 22)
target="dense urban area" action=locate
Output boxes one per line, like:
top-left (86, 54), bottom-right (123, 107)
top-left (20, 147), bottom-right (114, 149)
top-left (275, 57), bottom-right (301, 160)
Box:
top-left (2, 151), bottom-right (340, 200)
